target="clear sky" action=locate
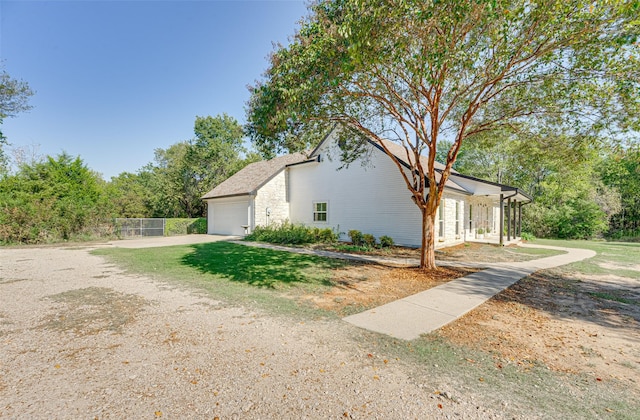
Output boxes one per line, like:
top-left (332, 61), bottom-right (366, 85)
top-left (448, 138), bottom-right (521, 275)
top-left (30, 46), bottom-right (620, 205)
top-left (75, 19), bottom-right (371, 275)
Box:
top-left (0, 0), bottom-right (307, 179)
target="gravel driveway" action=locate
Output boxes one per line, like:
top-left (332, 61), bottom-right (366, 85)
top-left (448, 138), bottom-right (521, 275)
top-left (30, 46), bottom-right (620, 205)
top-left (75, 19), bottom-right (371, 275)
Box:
top-left (0, 239), bottom-right (514, 419)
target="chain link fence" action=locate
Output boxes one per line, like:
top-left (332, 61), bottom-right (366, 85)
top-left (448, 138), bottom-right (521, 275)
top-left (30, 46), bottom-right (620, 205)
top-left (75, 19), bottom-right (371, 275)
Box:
top-left (115, 218), bottom-right (166, 238)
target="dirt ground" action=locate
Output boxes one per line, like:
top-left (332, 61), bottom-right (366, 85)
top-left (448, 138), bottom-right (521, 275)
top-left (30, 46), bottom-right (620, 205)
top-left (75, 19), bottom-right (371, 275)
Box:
top-left (304, 265), bottom-right (478, 316)
top-left (0, 245), bottom-right (509, 419)
top-left (1, 238), bottom-right (639, 418)
top-left (309, 241), bottom-right (640, 393)
top-left (436, 268), bottom-right (640, 390)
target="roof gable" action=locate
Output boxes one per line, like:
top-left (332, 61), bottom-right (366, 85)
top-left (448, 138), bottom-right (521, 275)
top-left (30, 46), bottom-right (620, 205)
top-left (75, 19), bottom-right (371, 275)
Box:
top-left (201, 152), bottom-right (307, 200)
top-left (310, 128), bottom-right (530, 200)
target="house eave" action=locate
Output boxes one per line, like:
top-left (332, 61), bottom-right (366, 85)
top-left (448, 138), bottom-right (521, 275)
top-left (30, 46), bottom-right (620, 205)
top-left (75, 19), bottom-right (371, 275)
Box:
top-left (202, 192), bottom-right (256, 201)
top-left (285, 156), bottom-right (320, 167)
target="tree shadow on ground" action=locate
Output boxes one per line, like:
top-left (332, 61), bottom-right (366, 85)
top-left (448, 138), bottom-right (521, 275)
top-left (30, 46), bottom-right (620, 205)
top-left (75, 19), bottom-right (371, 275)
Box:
top-left (180, 242), bottom-right (340, 288)
top-left (497, 271), bottom-right (640, 334)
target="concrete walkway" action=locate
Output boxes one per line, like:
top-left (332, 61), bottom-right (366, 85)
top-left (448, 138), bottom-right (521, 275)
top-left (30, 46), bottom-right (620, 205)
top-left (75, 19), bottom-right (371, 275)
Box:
top-left (343, 244), bottom-right (596, 340)
top-left (233, 240), bottom-right (596, 339)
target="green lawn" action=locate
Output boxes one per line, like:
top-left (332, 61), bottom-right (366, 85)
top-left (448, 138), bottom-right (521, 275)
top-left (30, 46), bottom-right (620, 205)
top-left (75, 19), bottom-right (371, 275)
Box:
top-left (93, 241), bottom-right (346, 316)
top-left (531, 238), bottom-right (640, 278)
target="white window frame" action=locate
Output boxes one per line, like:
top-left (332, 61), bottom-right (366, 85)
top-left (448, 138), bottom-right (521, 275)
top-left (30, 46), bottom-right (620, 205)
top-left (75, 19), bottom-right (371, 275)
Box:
top-left (438, 199), bottom-right (445, 238)
top-left (313, 201), bottom-right (328, 223)
top-left (455, 201), bottom-right (460, 236)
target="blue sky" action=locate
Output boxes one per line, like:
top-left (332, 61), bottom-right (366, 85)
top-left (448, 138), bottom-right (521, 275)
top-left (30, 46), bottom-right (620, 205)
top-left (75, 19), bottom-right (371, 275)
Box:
top-left (0, 0), bottom-right (306, 179)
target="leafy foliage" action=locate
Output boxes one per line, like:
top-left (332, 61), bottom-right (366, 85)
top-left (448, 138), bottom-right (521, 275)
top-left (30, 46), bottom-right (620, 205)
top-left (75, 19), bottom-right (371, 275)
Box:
top-left (246, 0), bottom-right (639, 267)
top-left (362, 233), bottom-right (376, 248)
top-left (348, 229), bottom-right (364, 246)
top-left (137, 114), bottom-right (258, 218)
top-left (379, 235), bottom-right (394, 248)
top-left (245, 221), bottom-right (338, 245)
top-left (103, 172), bottom-right (148, 218)
top-left (0, 153), bottom-right (111, 243)
top-left (449, 128), bottom-right (621, 239)
top-left (1, 69), bottom-right (34, 173)
top-left (164, 218), bottom-right (207, 236)
top-left (599, 145), bottom-right (640, 240)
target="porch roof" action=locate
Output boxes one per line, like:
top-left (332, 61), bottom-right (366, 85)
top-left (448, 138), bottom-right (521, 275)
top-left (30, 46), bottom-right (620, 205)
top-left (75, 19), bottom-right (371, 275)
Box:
top-left (446, 171), bottom-right (532, 202)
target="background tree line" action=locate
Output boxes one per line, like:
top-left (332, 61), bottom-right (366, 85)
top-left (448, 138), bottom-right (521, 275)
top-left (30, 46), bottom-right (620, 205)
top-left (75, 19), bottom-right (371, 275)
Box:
top-left (436, 130), bottom-right (639, 241)
top-left (4, 116), bottom-right (636, 244)
top-left (0, 107), bottom-right (257, 243)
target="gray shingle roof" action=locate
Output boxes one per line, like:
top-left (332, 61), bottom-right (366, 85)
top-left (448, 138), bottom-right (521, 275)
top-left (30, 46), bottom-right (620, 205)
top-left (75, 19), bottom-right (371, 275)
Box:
top-left (201, 152), bottom-right (308, 199)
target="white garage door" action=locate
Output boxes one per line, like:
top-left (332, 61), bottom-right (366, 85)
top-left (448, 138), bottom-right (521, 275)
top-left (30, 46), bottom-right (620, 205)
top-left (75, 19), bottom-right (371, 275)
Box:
top-left (210, 201), bottom-right (249, 236)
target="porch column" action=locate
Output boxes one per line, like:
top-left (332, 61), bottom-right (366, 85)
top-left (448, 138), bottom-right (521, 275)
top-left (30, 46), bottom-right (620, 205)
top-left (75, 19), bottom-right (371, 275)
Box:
top-left (518, 202), bottom-right (522, 237)
top-left (499, 194), bottom-right (504, 246)
top-left (507, 197), bottom-right (512, 241)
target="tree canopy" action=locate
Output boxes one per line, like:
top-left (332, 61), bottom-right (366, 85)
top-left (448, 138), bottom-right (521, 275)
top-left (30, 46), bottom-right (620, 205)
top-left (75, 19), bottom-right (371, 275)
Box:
top-left (0, 153), bottom-right (108, 243)
top-left (246, 0), bottom-right (639, 268)
top-left (1, 69), bottom-right (35, 172)
top-left (137, 114), bottom-right (257, 218)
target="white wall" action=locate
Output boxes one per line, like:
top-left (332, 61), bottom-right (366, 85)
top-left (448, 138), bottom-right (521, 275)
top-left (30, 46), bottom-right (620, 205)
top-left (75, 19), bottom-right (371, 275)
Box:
top-left (254, 170), bottom-right (290, 227)
top-left (288, 135), bottom-right (465, 248)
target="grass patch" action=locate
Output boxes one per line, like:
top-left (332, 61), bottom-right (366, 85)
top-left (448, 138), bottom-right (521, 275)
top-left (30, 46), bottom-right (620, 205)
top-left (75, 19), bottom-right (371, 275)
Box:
top-left (588, 291), bottom-right (637, 306)
top-left (436, 242), bottom-right (565, 263)
top-left (93, 242), bottom-right (347, 317)
top-left (531, 239), bottom-right (640, 278)
top-left (90, 238), bottom-right (640, 418)
top-left (39, 287), bottom-right (148, 335)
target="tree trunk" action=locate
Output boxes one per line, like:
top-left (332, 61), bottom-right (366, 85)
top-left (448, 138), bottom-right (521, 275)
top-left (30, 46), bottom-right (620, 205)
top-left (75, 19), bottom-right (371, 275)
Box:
top-left (420, 207), bottom-right (437, 270)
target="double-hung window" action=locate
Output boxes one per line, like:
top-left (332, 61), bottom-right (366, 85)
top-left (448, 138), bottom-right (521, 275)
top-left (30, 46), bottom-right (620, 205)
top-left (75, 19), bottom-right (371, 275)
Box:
top-left (313, 202), bottom-right (328, 222)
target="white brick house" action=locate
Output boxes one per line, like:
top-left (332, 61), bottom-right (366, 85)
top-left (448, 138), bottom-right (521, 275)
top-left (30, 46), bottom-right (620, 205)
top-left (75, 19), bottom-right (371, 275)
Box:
top-left (202, 131), bottom-right (530, 247)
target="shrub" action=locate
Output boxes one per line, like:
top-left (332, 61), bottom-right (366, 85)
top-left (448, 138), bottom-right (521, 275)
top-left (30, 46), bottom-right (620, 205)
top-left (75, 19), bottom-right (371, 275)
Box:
top-left (348, 229), bottom-right (364, 246)
top-left (187, 217), bottom-right (207, 234)
top-left (379, 235), bottom-right (394, 248)
top-left (245, 221), bottom-right (337, 245)
top-left (163, 218), bottom-right (207, 236)
top-left (312, 227), bottom-right (339, 243)
top-left (520, 231), bottom-right (535, 241)
top-left (362, 233), bottom-right (376, 247)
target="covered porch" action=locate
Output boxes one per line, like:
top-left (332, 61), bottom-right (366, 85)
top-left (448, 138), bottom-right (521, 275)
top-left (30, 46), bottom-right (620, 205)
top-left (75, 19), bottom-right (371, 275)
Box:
top-left (447, 172), bottom-right (532, 246)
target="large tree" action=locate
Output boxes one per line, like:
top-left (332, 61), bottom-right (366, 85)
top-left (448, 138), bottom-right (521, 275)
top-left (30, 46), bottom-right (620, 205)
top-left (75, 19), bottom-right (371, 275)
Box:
top-left (139, 114), bottom-right (253, 218)
top-left (246, 0), bottom-right (639, 269)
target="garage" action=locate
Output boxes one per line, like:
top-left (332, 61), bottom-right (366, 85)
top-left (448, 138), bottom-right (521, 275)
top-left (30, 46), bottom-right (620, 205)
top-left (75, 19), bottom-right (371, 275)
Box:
top-left (207, 200), bottom-right (249, 236)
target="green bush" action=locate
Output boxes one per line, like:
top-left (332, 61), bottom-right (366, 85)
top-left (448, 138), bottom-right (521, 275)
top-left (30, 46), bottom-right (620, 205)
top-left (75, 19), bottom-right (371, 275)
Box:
top-left (0, 154), bottom-right (112, 244)
top-left (164, 218), bottom-right (207, 236)
top-left (520, 231), bottom-right (535, 241)
top-left (245, 221), bottom-right (337, 245)
top-left (379, 235), bottom-right (394, 248)
top-left (348, 229), bottom-right (364, 246)
top-left (362, 233), bottom-right (376, 247)
top-left (523, 200), bottom-right (608, 240)
top-left (188, 217), bottom-right (207, 234)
